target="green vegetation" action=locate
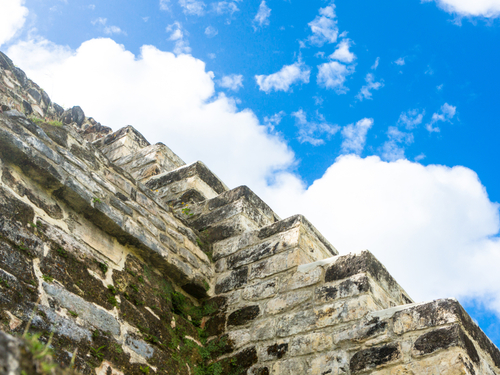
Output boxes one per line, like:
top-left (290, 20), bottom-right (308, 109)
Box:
top-left (92, 197), bottom-right (102, 204)
top-left (90, 345), bottom-right (106, 360)
top-left (56, 247), bottom-right (68, 258)
top-left (42, 275), bottom-right (53, 282)
top-left (0, 278), bottom-right (10, 288)
top-left (68, 310), bottom-right (78, 317)
top-left (98, 261), bottom-right (108, 274)
top-left (47, 120), bottom-right (62, 127)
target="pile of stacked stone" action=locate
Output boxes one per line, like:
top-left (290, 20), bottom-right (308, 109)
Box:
top-left (0, 50), bottom-right (499, 375)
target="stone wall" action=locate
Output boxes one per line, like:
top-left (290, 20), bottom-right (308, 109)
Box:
top-left (1, 50), bottom-right (500, 375)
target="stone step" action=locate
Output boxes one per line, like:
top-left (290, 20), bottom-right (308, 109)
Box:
top-left (114, 143), bottom-right (185, 183)
top-left (145, 161), bottom-right (228, 207)
top-left (94, 126), bottom-right (186, 183)
top-left (213, 214), bottom-right (337, 273)
top-left (179, 185), bottom-right (281, 244)
top-left (93, 125), bottom-right (150, 163)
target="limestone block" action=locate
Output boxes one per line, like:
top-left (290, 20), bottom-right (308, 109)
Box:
top-left (368, 348), bottom-right (477, 375)
top-left (251, 318), bottom-right (277, 341)
top-left (276, 309), bottom-right (317, 338)
top-left (43, 282), bottom-right (121, 335)
top-left (315, 295), bottom-right (380, 329)
top-left (281, 263), bottom-right (323, 292)
top-left (242, 278), bottom-right (279, 301)
top-left (271, 357), bottom-right (307, 374)
top-left (349, 343), bottom-right (402, 373)
top-left (314, 274), bottom-right (370, 305)
top-left (307, 351), bottom-right (350, 375)
top-left (289, 332), bottom-right (334, 357)
top-left (249, 248), bottom-right (312, 281)
top-left (265, 289), bottom-right (312, 315)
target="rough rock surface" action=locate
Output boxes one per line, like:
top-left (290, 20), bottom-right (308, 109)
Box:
top-left (1, 51), bottom-right (499, 375)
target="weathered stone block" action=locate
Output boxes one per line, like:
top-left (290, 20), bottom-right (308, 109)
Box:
top-left (350, 343), bottom-right (401, 373)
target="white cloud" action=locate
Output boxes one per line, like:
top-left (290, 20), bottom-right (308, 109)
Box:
top-left (205, 26), bottom-right (218, 38)
top-left (179, 0), bottom-right (206, 16)
top-left (89, 4), bottom-right (96, 10)
top-left (208, 53), bottom-right (216, 59)
top-left (317, 61), bottom-right (354, 93)
top-left (212, 1), bottom-right (239, 16)
top-left (394, 57), bottom-right (405, 66)
top-left (371, 57), bottom-right (380, 70)
top-left (381, 126), bottom-right (414, 161)
top-left (292, 109), bottom-right (339, 146)
top-left (143, 17), bottom-right (150, 22)
top-left (253, 1), bottom-right (271, 29)
top-left (308, 4), bottom-right (338, 46)
top-left (424, 0), bottom-right (500, 18)
top-left (7, 37), bottom-right (294, 192)
top-left (398, 109), bottom-right (425, 130)
top-left (356, 73), bottom-right (384, 101)
top-left (341, 118), bottom-right (373, 154)
top-left (91, 18), bottom-right (126, 35)
top-left (160, 0), bottom-right (170, 10)
top-left (329, 39), bottom-right (355, 63)
top-left (0, 0), bottom-right (28, 46)
top-left (264, 111), bottom-right (286, 131)
top-left (255, 61), bottom-right (310, 93)
top-left (217, 74), bottom-right (243, 91)
top-left (91, 17), bottom-right (107, 26)
top-left (426, 103), bottom-right (456, 132)
top-left (104, 26), bottom-right (126, 35)
top-left (166, 22), bottom-right (191, 54)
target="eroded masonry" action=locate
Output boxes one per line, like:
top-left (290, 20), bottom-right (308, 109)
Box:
top-left (0, 50), bottom-right (499, 375)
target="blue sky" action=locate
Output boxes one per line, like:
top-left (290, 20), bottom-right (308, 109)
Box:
top-left (2, 0), bottom-right (500, 346)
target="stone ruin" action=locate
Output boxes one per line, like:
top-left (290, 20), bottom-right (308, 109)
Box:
top-left (0, 50), bottom-right (499, 375)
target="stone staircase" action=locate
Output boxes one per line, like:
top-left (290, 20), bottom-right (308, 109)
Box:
top-left (93, 125), bottom-right (500, 374)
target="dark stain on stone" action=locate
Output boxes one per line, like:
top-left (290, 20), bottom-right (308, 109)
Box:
top-left (414, 325), bottom-right (479, 364)
top-left (350, 343), bottom-right (401, 373)
top-left (0, 186), bottom-right (35, 225)
top-left (227, 305), bottom-right (260, 326)
top-left (38, 122), bottom-right (68, 148)
top-left (215, 267), bottom-right (248, 294)
top-left (70, 144), bottom-right (99, 170)
top-left (325, 251), bottom-right (398, 292)
top-left (267, 343), bottom-right (288, 359)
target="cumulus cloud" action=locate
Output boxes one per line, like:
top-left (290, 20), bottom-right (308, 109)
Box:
top-left (217, 74), bottom-right (243, 91)
top-left (253, 1), bottom-right (271, 29)
top-left (179, 0), bottom-right (206, 16)
top-left (292, 109), bottom-right (340, 146)
top-left (308, 4), bottom-right (338, 46)
top-left (329, 39), bottom-right (355, 63)
top-left (255, 61), bottom-right (310, 93)
top-left (426, 103), bottom-right (457, 132)
top-left (7, 37), bottom-right (294, 191)
top-left (8, 32), bottom-right (500, 321)
top-left (266, 156), bottom-right (500, 314)
top-left (340, 118), bottom-right (373, 154)
top-left (205, 26), bottom-right (218, 38)
top-left (166, 22), bottom-right (191, 54)
top-left (371, 57), bottom-right (380, 70)
top-left (317, 61), bottom-right (354, 93)
top-left (356, 73), bottom-right (384, 101)
top-left (398, 108), bottom-right (425, 130)
top-left (424, 0), bottom-right (500, 18)
top-left (0, 0), bottom-right (28, 47)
